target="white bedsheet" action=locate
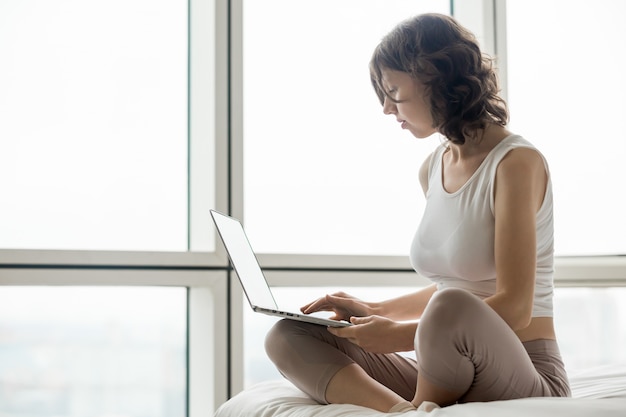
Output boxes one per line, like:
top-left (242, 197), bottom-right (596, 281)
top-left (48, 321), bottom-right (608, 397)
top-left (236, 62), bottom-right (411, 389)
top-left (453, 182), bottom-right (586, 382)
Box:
top-left (214, 364), bottom-right (626, 417)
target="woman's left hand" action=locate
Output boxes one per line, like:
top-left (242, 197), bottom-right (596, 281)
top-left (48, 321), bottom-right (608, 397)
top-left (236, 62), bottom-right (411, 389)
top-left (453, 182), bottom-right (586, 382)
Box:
top-left (327, 315), bottom-right (416, 354)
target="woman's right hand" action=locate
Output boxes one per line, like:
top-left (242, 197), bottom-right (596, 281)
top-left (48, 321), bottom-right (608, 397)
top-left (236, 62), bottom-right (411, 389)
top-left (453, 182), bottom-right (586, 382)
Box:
top-left (300, 291), bottom-right (375, 322)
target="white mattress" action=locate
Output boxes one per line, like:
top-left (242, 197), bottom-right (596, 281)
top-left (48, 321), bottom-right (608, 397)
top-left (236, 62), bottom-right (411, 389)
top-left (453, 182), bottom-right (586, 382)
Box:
top-left (214, 364), bottom-right (626, 417)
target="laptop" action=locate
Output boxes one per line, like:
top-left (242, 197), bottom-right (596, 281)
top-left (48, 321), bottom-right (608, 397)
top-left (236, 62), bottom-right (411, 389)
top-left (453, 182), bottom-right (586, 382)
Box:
top-left (210, 210), bottom-right (351, 327)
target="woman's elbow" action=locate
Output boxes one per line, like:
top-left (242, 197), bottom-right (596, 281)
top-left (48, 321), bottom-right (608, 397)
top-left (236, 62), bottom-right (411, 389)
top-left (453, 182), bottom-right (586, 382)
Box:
top-left (507, 304), bottom-right (533, 331)
top-left (488, 294), bottom-right (533, 331)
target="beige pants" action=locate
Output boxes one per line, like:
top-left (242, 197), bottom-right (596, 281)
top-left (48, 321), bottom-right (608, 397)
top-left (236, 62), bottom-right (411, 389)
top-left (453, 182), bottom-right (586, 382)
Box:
top-left (265, 287), bottom-right (570, 404)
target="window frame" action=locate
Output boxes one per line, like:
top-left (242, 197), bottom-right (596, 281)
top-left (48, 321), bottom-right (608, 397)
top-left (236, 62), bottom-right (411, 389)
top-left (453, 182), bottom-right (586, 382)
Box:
top-left (0, 0), bottom-right (232, 414)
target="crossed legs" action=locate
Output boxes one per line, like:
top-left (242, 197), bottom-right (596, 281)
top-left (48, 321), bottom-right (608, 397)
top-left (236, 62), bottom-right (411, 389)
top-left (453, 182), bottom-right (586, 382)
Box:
top-left (265, 319), bottom-right (418, 412)
top-left (265, 288), bottom-right (563, 412)
top-left (325, 363), bottom-right (408, 412)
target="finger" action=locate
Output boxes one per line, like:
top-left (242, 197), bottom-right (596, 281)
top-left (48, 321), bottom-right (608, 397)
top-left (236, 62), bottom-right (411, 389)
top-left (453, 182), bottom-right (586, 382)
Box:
top-left (301, 296), bottom-right (330, 314)
top-left (330, 291), bottom-right (350, 297)
top-left (326, 294), bottom-right (355, 307)
top-left (300, 302), bottom-right (315, 314)
top-left (300, 296), bottom-right (324, 311)
top-left (327, 325), bottom-right (354, 339)
top-left (308, 294), bottom-right (349, 312)
top-left (350, 316), bottom-right (369, 325)
top-left (327, 293), bottom-right (351, 301)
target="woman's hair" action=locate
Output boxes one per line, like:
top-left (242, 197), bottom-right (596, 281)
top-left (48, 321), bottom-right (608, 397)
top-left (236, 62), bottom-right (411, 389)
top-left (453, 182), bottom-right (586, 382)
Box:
top-left (370, 13), bottom-right (508, 144)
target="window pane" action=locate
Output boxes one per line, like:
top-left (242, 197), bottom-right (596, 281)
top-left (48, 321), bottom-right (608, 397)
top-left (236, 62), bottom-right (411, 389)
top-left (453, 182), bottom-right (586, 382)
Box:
top-left (243, 1), bottom-right (450, 255)
top-left (0, 286), bottom-right (187, 417)
top-left (506, 0), bottom-right (626, 255)
top-left (0, 0), bottom-right (188, 251)
top-left (244, 286), bottom-right (626, 387)
top-left (554, 287), bottom-right (626, 369)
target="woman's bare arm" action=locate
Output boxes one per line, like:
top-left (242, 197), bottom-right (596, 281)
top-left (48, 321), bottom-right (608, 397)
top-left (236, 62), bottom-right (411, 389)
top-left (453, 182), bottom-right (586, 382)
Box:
top-left (374, 284), bottom-right (437, 321)
top-left (485, 147), bottom-right (547, 330)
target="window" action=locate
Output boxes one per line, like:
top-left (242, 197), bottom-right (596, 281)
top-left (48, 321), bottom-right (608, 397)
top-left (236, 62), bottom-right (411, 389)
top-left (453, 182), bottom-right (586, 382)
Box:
top-left (0, 0), bottom-right (225, 414)
top-left (3, 0), bottom-right (626, 412)
top-left (506, 0), bottom-right (626, 256)
top-left (0, 286), bottom-right (187, 417)
top-left (554, 287), bottom-right (626, 369)
top-left (242, 0), bottom-right (450, 256)
top-left (0, 0), bottom-right (189, 252)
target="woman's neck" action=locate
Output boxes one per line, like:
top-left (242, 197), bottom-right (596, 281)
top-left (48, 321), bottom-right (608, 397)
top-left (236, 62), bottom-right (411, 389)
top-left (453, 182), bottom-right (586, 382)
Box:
top-left (446, 124), bottom-right (511, 161)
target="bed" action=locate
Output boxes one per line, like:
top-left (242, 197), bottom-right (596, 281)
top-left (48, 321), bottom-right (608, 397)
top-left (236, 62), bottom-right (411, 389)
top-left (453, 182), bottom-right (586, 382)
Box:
top-left (214, 363), bottom-right (626, 417)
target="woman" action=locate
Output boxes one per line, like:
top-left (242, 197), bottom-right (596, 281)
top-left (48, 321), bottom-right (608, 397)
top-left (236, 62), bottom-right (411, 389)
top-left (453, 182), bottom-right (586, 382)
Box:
top-left (265, 13), bottom-right (570, 413)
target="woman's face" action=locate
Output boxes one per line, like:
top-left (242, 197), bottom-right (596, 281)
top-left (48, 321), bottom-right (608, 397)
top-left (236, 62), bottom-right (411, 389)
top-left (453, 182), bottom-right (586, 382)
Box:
top-left (380, 68), bottom-right (436, 139)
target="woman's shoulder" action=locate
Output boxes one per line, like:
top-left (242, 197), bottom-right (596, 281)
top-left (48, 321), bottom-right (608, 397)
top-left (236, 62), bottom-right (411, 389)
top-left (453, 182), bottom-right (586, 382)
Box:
top-left (419, 152), bottom-right (433, 195)
top-left (497, 145), bottom-right (546, 177)
top-left (420, 142), bottom-right (449, 194)
top-left (494, 136), bottom-right (549, 209)
top-left (495, 135), bottom-right (548, 171)
top-left (496, 134), bottom-right (539, 152)
top-left (484, 134), bottom-right (546, 170)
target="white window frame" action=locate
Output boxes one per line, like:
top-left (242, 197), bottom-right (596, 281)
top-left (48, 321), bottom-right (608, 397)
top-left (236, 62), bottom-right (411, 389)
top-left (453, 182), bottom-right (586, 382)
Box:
top-left (0, 0), bottom-right (232, 415)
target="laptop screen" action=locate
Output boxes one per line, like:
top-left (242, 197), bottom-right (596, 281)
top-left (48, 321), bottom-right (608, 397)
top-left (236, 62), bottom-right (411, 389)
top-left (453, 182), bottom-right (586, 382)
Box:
top-left (211, 210), bottom-right (278, 310)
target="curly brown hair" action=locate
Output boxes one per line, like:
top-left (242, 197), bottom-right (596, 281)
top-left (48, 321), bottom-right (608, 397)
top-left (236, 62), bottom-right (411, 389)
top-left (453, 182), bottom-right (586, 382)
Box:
top-left (370, 13), bottom-right (508, 145)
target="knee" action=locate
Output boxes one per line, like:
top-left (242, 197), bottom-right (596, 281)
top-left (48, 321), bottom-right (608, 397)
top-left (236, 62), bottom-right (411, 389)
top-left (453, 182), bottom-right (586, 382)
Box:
top-left (428, 287), bottom-right (478, 312)
top-left (418, 288), bottom-right (479, 341)
top-left (264, 319), bottom-right (311, 366)
top-left (264, 319), bottom-right (293, 364)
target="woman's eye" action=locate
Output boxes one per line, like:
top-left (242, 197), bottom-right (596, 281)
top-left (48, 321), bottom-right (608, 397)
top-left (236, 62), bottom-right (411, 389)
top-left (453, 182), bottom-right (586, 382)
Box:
top-left (386, 89), bottom-right (398, 99)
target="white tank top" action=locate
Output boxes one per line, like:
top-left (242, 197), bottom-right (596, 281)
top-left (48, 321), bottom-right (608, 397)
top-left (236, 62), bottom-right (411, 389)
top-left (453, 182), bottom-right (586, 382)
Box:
top-left (410, 135), bottom-right (554, 317)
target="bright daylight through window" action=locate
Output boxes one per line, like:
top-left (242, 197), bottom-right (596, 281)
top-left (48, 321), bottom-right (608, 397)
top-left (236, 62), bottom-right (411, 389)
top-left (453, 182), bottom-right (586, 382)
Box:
top-left (1, 0), bottom-right (626, 413)
top-left (243, 0), bottom-right (450, 256)
top-left (506, 0), bottom-right (626, 256)
top-left (0, 0), bottom-right (190, 416)
top-left (0, 287), bottom-right (187, 417)
top-left (0, 0), bottom-right (188, 252)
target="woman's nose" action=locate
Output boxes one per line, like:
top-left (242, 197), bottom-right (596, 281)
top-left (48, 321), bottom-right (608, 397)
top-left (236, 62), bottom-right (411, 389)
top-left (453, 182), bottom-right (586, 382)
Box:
top-left (382, 97), bottom-right (396, 115)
